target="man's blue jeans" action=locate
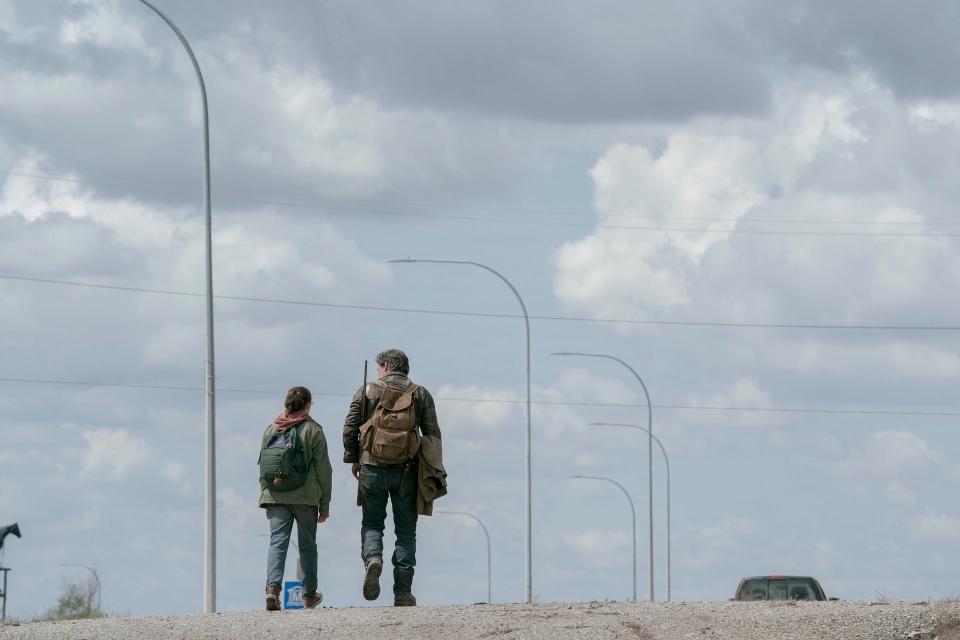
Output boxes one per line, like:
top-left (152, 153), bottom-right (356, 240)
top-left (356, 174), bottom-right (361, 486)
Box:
top-left (265, 504), bottom-right (319, 596)
top-left (359, 463), bottom-right (418, 592)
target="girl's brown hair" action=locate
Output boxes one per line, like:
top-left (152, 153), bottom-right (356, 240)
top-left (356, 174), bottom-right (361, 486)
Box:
top-left (284, 386), bottom-right (312, 412)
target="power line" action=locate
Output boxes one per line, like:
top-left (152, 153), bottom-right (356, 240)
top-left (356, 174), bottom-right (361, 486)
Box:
top-left (5, 166), bottom-right (960, 227)
top-left (1, 375), bottom-right (956, 418)
top-left (4, 168), bottom-right (960, 238)
top-left (2, 272), bottom-right (957, 331)
top-left (225, 194), bottom-right (960, 238)
top-left (6, 167), bottom-right (955, 226)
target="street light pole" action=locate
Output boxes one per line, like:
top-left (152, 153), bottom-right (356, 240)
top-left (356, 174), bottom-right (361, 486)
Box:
top-left (570, 475), bottom-right (637, 603)
top-left (436, 510), bottom-right (493, 604)
top-left (135, 0), bottom-right (217, 613)
top-left (553, 352), bottom-right (654, 602)
top-left (589, 422), bottom-right (671, 602)
top-left (389, 258), bottom-right (532, 602)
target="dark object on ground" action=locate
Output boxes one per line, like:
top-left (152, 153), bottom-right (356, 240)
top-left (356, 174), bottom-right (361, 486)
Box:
top-left (0, 523), bottom-right (20, 551)
top-left (733, 575), bottom-right (838, 601)
top-left (394, 592), bottom-right (417, 607)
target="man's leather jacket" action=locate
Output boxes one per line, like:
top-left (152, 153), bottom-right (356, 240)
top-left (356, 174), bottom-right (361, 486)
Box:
top-left (342, 372), bottom-right (442, 465)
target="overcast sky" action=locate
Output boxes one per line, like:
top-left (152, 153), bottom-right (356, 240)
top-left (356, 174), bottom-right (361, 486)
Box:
top-left (2, 0), bottom-right (960, 617)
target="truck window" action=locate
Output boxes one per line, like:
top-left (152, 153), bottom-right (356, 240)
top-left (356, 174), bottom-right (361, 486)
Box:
top-left (768, 580), bottom-right (788, 600)
top-left (740, 579), bottom-right (768, 600)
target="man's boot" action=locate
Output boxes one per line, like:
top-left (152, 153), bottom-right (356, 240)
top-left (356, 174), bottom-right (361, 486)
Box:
top-left (393, 570), bottom-right (416, 607)
top-left (302, 591), bottom-right (323, 609)
top-left (265, 584), bottom-right (281, 611)
top-left (363, 556), bottom-right (383, 601)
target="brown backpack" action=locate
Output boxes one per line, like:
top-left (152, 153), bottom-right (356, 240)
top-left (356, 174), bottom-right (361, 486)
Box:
top-left (360, 383), bottom-right (421, 464)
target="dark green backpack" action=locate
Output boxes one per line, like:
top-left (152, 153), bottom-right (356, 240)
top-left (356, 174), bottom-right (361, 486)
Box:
top-left (258, 423), bottom-right (309, 492)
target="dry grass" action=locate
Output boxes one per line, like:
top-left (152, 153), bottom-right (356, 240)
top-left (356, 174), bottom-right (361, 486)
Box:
top-left (621, 620), bottom-right (655, 640)
top-left (931, 609), bottom-right (960, 640)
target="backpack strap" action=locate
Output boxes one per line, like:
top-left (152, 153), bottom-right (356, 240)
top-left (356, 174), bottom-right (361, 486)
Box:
top-left (365, 382), bottom-right (418, 408)
top-left (406, 385), bottom-right (421, 434)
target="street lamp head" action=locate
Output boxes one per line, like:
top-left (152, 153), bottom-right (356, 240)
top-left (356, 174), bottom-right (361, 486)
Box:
top-left (550, 351), bottom-right (572, 356)
top-left (387, 258), bottom-right (416, 263)
top-left (588, 421), bottom-right (645, 430)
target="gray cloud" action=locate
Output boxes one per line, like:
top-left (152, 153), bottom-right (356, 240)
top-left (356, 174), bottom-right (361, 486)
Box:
top-left (749, 0), bottom-right (960, 100)
top-left (307, 0), bottom-right (770, 122)
top-left (0, 0), bottom-right (545, 212)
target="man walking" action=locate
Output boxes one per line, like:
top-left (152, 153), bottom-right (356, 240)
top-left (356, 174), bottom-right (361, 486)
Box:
top-left (259, 386), bottom-right (332, 611)
top-left (343, 349), bottom-right (445, 607)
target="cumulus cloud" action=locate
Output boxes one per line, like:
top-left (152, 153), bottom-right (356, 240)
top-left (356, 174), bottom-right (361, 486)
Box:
top-left (554, 79), bottom-right (960, 329)
top-left (0, 1), bottom-right (44, 44)
top-left (553, 133), bottom-right (767, 317)
top-left (59, 0), bottom-right (154, 55)
top-left (679, 516), bottom-right (764, 570)
top-left (553, 368), bottom-right (639, 406)
top-left (561, 530), bottom-right (632, 569)
top-left (700, 516), bottom-right (764, 546)
top-left (0, 159), bottom-right (184, 247)
top-left (908, 100), bottom-right (960, 132)
top-left (842, 430), bottom-right (942, 477)
top-left (0, 4), bottom-right (543, 209)
top-left (685, 378), bottom-right (782, 428)
top-left (434, 384), bottom-right (519, 432)
top-left (0, 159), bottom-right (390, 297)
top-left (161, 460), bottom-right (192, 495)
top-left (885, 481), bottom-right (917, 507)
top-left (910, 511), bottom-right (960, 541)
top-left (81, 427), bottom-right (148, 480)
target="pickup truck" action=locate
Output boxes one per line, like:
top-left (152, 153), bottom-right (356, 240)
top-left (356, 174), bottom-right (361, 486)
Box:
top-left (733, 575), bottom-right (836, 601)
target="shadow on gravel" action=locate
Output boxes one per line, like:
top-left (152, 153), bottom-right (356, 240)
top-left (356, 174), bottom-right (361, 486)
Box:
top-left (913, 613), bottom-right (960, 640)
top-left (620, 620), bottom-right (654, 639)
top-left (933, 616), bottom-right (960, 640)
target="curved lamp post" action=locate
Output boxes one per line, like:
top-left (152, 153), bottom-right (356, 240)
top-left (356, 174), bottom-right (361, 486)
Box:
top-left (570, 475), bottom-right (637, 603)
top-left (389, 258), bottom-right (532, 603)
top-left (552, 351), bottom-right (654, 602)
top-left (436, 510), bottom-right (493, 603)
top-left (589, 422), bottom-right (671, 602)
top-left (135, 0), bottom-right (217, 613)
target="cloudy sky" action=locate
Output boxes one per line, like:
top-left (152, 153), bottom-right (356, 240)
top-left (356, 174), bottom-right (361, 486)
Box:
top-left (2, 0), bottom-right (960, 617)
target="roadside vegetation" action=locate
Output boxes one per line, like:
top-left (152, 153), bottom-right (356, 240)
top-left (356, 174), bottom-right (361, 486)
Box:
top-left (36, 570), bottom-right (105, 621)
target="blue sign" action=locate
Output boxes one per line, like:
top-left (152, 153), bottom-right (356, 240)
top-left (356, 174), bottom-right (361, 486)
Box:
top-left (283, 581), bottom-right (304, 609)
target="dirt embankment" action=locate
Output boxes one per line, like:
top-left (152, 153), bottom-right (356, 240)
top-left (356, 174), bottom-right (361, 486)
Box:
top-left (3, 600), bottom-right (960, 640)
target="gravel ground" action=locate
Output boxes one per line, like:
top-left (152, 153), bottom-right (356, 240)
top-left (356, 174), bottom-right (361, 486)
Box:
top-left (3, 600), bottom-right (960, 640)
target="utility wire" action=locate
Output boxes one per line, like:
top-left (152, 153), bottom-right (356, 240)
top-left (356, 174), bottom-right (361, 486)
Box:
top-left (4, 168), bottom-right (960, 237)
top-left (1, 375), bottom-right (956, 417)
top-left (2, 272), bottom-right (957, 331)
top-left (3, 168), bottom-right (950, 225)
top-left (220, 195), bottom-right (960, 238)
top-left (4, 166), bottom-right (959, 226)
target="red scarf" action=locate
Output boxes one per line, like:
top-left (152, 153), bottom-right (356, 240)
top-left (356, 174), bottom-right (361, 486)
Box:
top-left (272, 408), bottom-right (311, 432)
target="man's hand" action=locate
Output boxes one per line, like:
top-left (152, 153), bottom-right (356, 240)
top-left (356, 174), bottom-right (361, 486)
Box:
top-left (317, 513), bottom-right (329, 524)
top-left (351, 462), bottom-right (360, 479)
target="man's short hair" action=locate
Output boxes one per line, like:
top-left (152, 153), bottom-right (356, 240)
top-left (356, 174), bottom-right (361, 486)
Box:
top-left (376, 349), bottom-right (410, 375)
